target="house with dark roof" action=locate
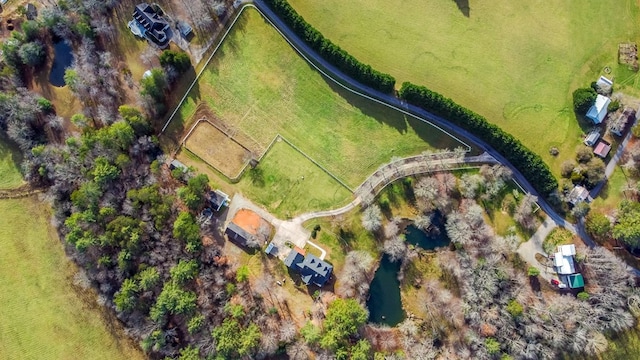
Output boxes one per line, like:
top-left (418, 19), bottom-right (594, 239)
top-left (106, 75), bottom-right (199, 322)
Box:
top-left (207, 189), bottom-right (229, 212)
top-left (130, 3), bottom-right (171, 48)
top-left (225, 222), bottom-right (254, 247)
top-left (284, 248), bottom-right (333, 287)
top-left (224, 209), bottom-right (271, 248)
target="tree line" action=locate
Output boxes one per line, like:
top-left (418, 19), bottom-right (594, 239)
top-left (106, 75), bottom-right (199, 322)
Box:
top-left (263, 0), bottom-right (396, 94)
top-left (398, 82), bottom-right (558, 197)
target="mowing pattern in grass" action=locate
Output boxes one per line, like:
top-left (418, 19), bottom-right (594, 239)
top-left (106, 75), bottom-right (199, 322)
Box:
top-left (0, 197), bottom-right (144, 360)
top-left (0, 137), bottom-right (24, 189)
top-left (289, 0), bottom-right (640, 171)
top-left (167, 8), bottom-right (460, 187)
top-left (236, 140), bottom-right (352, 218)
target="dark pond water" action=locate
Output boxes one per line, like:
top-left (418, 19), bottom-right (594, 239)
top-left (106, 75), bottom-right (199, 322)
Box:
top-left (49, 41), bottom-right (73, 87)
top-left (367, 212), bottom-right (451, 326)
top-left (366, 255), bottom-right (405, 326)
top-left (404, 211), bottom-right (451, 250)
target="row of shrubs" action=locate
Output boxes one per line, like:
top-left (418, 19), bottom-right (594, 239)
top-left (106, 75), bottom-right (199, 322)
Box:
top-left (263, 0), bottom-right (558, 197)
top-left (398, 82), bottom-right (558, 196)
top-left (263, 0), bottom-right (396, 94)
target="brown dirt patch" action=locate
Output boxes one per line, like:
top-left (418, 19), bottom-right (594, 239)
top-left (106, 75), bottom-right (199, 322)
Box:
top-left (184, 119), bottom-right (250, 178)
top-left (230, 209), bottom-right (266, 236)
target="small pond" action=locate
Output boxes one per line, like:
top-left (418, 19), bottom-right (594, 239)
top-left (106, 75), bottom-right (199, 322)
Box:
top-left (366, 255), bottom-right (405, 326)
top-left (367, 212), bottom-right (451, 326)
top-left (404, 211), bottom-right (451, 250)
top-left (49, 41), bottom-right (73, 87)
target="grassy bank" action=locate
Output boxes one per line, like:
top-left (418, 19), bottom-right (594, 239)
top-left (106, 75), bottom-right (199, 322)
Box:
top-left (0, 137), bottom-right (24, 189)
top-left (165, 8), bottom-right (461, 188)
top-left (0, 197), bottom-right (144, 360)
top-left (289, 0), bottom-right (640, 173)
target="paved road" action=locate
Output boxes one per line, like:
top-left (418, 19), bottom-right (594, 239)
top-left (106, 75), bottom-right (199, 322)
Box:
top-left (516, 217), bottom-right (558, 282)
top-left (252, 0), bottom-right (585, 241)
top-left (295, 152), bottom-right (496, 223)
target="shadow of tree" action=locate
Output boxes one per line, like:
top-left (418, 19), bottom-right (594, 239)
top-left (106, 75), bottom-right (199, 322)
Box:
top-left (453, 0), bottom-right (470, 17)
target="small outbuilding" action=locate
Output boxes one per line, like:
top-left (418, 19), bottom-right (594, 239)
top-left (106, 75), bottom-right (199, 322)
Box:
top-left (595, 76), bottom-right (613, 94)
top-left (583, 130), bottom-right (600, 147)
top-left (586, 94), bottom-right (611, 124)
top-left (176, 21), bottom-right (192, 39)
top-left (169, 159), bottom-right (188, 172)
top-left (593, 140), bottom-right (611, 158)
top-left (25, 3), bottom-right (37, 20)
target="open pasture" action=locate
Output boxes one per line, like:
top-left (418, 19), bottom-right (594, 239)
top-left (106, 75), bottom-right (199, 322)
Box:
top-left (165, 7), bottom-right (463, 188)
top-left (289, 0), bottom-right (640, 172)
top-left (0, 197), bottom-right (144, 360)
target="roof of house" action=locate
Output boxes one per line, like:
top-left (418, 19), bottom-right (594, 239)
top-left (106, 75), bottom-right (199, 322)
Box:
top-left (177, 21), bottom-right (192, 37)
top-left (558, 244), bottom-right (576, 256)
top-left (169, 159), bottom-right (188, 171)
top-left (593, 140), bottom-right (612, 158)
top-left (586, 95), bottom-right (611, 124)
top-left (609, 108), bottom-right (636, 136)
top-left (207, 190), bottom-right (229, 212)
top-left (568, 185), bottom-right (589, 205)
top-left (584, 131), bottom-right (600, 146)
top-left (568, 274), bottom-right (585, 289)
top-left (284, 250), bottom-right (332, 286)
top-left (298, 254), bottom-right (333, 286)
top-left (225, 222), bottom-right (253, 246)
top-left (553, 247), bottom-right (576, 275)
top-left (284, 248), bottom-right (305, 268)
top-left (133, 3), bottom-right (171, 48)
top-left (596, 76), bottom-right (613, 91)
top-left (265, 242), bottom-right (276, 255)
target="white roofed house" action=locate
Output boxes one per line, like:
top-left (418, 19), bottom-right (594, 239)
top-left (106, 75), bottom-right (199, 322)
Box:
top-left (553, 244), bottom-right (576, 275)
top-left (586, 95), bottom-right (611, 124)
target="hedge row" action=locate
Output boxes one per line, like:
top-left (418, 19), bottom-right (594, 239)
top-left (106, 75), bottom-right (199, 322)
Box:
top-left (263, 0), bottom-right (396, 93)
top-left (398, 82), bottom-right (558, 197)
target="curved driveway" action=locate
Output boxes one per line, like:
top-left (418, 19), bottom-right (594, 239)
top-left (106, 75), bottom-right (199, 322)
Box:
top-left (250, 1), bottom-right (594, 245)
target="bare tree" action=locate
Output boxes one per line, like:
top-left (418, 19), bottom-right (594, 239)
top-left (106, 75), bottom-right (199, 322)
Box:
top-left (514, 194), bottom-right (538, 230)
top-left (361, 204), bottom-right (382, 233)
top-left (382, 236), bottom-right (407, 263)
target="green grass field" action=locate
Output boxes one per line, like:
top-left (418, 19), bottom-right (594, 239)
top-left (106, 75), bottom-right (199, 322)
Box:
top-left (165, 8), bottom-right (462, 188)
top-left (0, 137), bottom-right (24, 189)
top-left (0, 197), bottom-right (144, 360)
top-left (289, 0), bottom-right (640, 173)
top-left (235, 140), bottom-right (353, 218)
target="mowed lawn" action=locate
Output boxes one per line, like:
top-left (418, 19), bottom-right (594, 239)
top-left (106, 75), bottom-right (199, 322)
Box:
top-left (0, 197), bottom-right (144, 360)
top-left (166, 8), bottom-right (461, 188)
top-left (0, 137), bottom-right (24, 189)
top-left (289, 0), bottom-right (640, 172)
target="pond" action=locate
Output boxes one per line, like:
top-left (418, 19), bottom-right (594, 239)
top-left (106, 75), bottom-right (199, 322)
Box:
top-left (366, 255), bottom-right (406, 326)
top-left (49, 41), bottom-right (73, 87)
top-left (405, 211), bottom-right (451, 250)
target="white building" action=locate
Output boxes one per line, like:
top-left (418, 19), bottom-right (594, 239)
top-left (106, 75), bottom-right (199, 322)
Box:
top-left (553, 244), bottom-right (577, 275)
top-left (586, 94), bottom-right (611, 124)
